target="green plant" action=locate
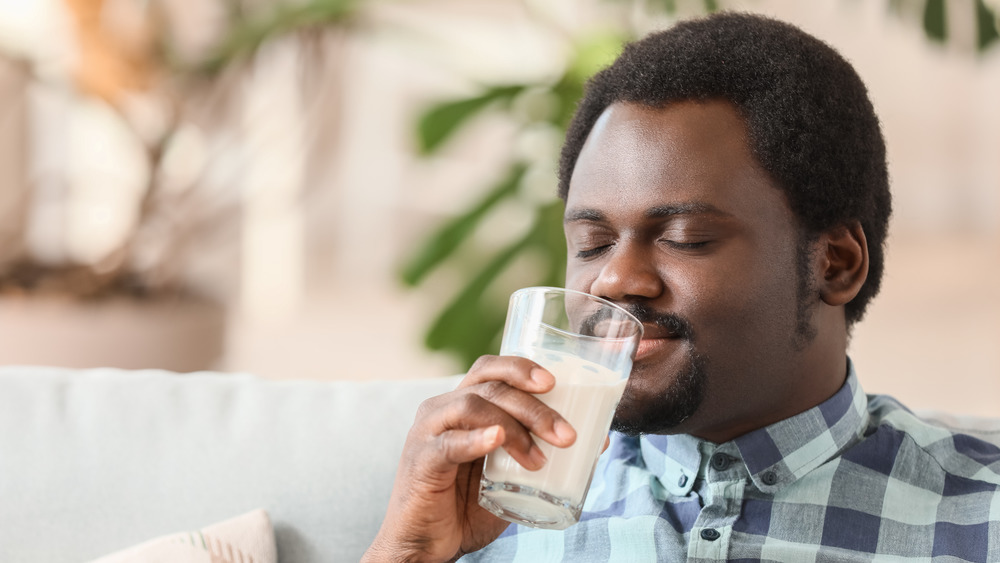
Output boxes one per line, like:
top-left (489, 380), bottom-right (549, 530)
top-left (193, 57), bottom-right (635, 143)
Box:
top-left (894, 0), bottom-right (1000, 50)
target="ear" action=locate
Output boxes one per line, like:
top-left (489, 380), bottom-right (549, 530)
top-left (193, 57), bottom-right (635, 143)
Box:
top-left (817, 221), bottom-right (869, 307)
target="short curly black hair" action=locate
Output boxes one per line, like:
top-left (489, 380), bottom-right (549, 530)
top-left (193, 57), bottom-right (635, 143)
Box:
top-left (558, 12), bottom-right (891, 326)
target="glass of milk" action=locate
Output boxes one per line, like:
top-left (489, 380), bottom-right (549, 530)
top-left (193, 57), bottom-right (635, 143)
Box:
top-left (478, 287), bottom-right (643, 530)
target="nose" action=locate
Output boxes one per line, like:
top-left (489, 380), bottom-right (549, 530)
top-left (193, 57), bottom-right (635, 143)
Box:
top-left (589, 243), bottom-right (663, 302)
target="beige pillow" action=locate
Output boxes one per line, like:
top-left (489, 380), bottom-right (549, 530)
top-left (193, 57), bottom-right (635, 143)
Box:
top-left (89, 509), bottom-right (277, 563)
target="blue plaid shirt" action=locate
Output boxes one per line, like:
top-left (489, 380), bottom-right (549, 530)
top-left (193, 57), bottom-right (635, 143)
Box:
top-left (462, 362), bottom-right (1000, 561)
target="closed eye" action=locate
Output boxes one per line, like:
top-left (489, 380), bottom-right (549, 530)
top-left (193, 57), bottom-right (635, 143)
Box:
top-left (663, 240), bottom-right (711, 250)
top-left (575, 244), bottom-right (613, 259)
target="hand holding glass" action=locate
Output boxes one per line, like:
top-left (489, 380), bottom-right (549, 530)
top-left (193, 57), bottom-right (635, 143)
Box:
top-left (478, 287), bottom-right (643, 530)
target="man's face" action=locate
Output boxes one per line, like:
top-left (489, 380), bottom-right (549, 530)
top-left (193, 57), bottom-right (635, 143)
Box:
top-left (564, 100), bottom-right (815, 442)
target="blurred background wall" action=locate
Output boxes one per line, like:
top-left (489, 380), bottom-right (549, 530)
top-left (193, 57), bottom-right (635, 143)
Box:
top-left (0, 0), bottom-right (997, 416)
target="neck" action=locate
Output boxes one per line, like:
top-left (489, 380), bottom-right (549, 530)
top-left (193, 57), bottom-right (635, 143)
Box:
top-left (693, 311), bottom-right (850, 444)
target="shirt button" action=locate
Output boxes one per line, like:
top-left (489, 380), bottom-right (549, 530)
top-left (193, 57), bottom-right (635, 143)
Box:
top-left (710, 453), bottom-right (732, 471)
top-left (761, 471), bottom-right (778, 486)
top-left (677, 474), bottom-right (688, 487)
top-left (700, 528), bottom-right (721, 541)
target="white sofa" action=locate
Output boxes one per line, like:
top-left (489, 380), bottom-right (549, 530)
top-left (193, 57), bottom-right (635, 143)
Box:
top-left (3, 365), bottom-right (998, 562)
top-left (0, 366), bottom-right (457, 563)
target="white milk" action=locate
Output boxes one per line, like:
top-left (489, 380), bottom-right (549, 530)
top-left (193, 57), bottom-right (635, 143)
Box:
top-left (481, 349), bottom-right (627, 507)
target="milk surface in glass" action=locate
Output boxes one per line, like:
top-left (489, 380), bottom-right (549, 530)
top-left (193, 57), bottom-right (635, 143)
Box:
top-left (480, 347), bottom-right (628, 526)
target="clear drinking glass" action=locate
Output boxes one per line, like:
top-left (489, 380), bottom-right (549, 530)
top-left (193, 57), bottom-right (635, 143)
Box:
top-left (478, 287), bottom-right (643, 530)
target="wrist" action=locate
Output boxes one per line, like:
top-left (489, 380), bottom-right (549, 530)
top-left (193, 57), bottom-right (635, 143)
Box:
top-left (363, 535), bottom-right (454, 563)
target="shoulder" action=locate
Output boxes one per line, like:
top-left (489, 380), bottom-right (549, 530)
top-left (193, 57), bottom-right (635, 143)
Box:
top-left (863, 394), bottom-right (1000, 487)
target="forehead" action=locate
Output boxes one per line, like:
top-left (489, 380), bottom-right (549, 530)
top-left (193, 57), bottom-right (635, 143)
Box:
top-left (566, 100), bottom-right (788, 221)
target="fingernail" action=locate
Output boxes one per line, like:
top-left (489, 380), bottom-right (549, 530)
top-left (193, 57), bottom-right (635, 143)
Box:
top-left (530, 367), bottom-right (552, 385)
top-left (528, 445), bottom-right (547, 468)
top-left (483, 425), bottom-right (501, 446)
top-left (554, 420), bottom-right (576, 444)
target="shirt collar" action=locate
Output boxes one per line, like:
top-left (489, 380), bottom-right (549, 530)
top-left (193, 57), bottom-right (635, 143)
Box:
top-left (637, 359), bottom-right (870, 495)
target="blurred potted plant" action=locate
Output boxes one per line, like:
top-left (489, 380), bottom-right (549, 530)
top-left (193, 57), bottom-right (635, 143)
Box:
top-left (0, 0), bottom-right (359, 371)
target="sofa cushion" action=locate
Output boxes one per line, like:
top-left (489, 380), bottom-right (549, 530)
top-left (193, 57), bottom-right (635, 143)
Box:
top-left (90, 508), bottom-right (276, 563)
top-left (0, 366), bottom-right (458, 563)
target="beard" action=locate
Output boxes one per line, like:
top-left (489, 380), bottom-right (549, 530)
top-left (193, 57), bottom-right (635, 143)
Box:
top-left (611, 347), bottom-right (707, 436)
top-left (610, 304), bottom-right (708, 436)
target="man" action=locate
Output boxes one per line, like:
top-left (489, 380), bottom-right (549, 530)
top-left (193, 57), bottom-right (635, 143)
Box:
top-left (364, 12), bottom-right (1000, 562)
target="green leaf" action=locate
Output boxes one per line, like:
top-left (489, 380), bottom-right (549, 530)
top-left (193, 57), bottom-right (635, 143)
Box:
top-left (976, 0), bottom-right (1000, 51)
top-left (657, 0), bottom-right (678, 14)
top-left (703, 0), bottom-right (720, 12)
top-left (195, 0), bottom-right (359, 75)
top-left (923, 0), bottom-right (947, 43)
top-left (400, 162), bottom-right (528, 286)
top-left (549, 74), bottom-right (585, 129)
top-left (424, 233), bottom-right (532, 357)
top-left (547, 33), bottom-right (627, 128)
top-left (416, 85), bottom-right (525, 154)
top-left (530, 200), bottom-right (568, 287)
top-left (565, 33), bottom-right (628, 85)
top-left (424, 199), bottom-right (566, 366)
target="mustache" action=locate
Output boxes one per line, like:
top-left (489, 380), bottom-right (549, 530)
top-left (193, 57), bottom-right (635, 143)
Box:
top-left (579, 302), bottom-right (693, 341)
top-left (623, 303), bottom-right (694, 340)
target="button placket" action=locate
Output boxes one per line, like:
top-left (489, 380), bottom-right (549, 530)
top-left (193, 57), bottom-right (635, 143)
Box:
top-left (688, 446), bottom-right (746, 561)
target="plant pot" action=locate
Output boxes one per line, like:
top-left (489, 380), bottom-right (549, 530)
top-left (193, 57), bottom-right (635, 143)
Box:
top-left (0, 294), bottom-right (226, 372)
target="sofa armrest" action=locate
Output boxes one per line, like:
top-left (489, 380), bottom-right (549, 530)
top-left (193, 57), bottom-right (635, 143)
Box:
top-left (0, 366), bottom-right (459, 563)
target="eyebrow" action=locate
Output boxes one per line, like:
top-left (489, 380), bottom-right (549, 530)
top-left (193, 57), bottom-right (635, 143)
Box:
top-left (564, 202), bottom-right (733, 224)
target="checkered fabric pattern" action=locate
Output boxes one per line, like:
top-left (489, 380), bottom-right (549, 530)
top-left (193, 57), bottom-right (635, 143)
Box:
top-left (461, 362), bottom-right (1000, 562)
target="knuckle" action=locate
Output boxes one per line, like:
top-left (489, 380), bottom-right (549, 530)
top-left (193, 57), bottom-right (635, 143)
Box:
top-left (414, 394), bottom-right (444, 421)
top-left (432, 432), bottom-right (450, 456)
top-left (521, 396), bottom-right (560, 430)
top-left (435, 431), bottom-right (467, 465)
top-left (468, 354), bottom-right (498, 373)
top-left (456, 391), bottom-right (486, 415)
top-left (476, 380), bottom-right (509, 401)
top-left (506, 425), bottom-right (534, 452)
top-left (532, 397), bottom-right (559, 419)
top-left (510, 356), bottom-right (538, 372)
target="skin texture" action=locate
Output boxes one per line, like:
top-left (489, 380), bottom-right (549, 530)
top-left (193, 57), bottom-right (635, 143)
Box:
top-left (363, 100), bottom-right (870, 562)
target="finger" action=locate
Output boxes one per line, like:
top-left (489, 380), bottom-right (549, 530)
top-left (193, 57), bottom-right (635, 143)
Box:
top-left (419, 393), bottom-right (548, 471)
top-left (459, 355), bottom-right (555, 394)
top-left (435, 425), bottom-right (506, 466)
top-left (467, 380), bottom-right (576, 449)
top-left (436, 425), bottom-right (546, 473)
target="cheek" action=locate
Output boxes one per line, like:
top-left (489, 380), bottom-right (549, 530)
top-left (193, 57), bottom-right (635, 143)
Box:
top-left (564, 265), bottom-right (596, 294)
top-left (673, 269), bottom-right (727, 322)
top-left (685, 250), bottom-right (801, 347)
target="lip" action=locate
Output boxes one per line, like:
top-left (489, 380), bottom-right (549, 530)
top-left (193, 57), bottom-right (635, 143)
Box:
top-left (635, 337), bottom-right (679, 360)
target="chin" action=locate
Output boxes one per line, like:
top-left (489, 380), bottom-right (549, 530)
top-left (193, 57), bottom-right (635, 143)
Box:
top-left (612, 350), bottom-right (708, 435)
